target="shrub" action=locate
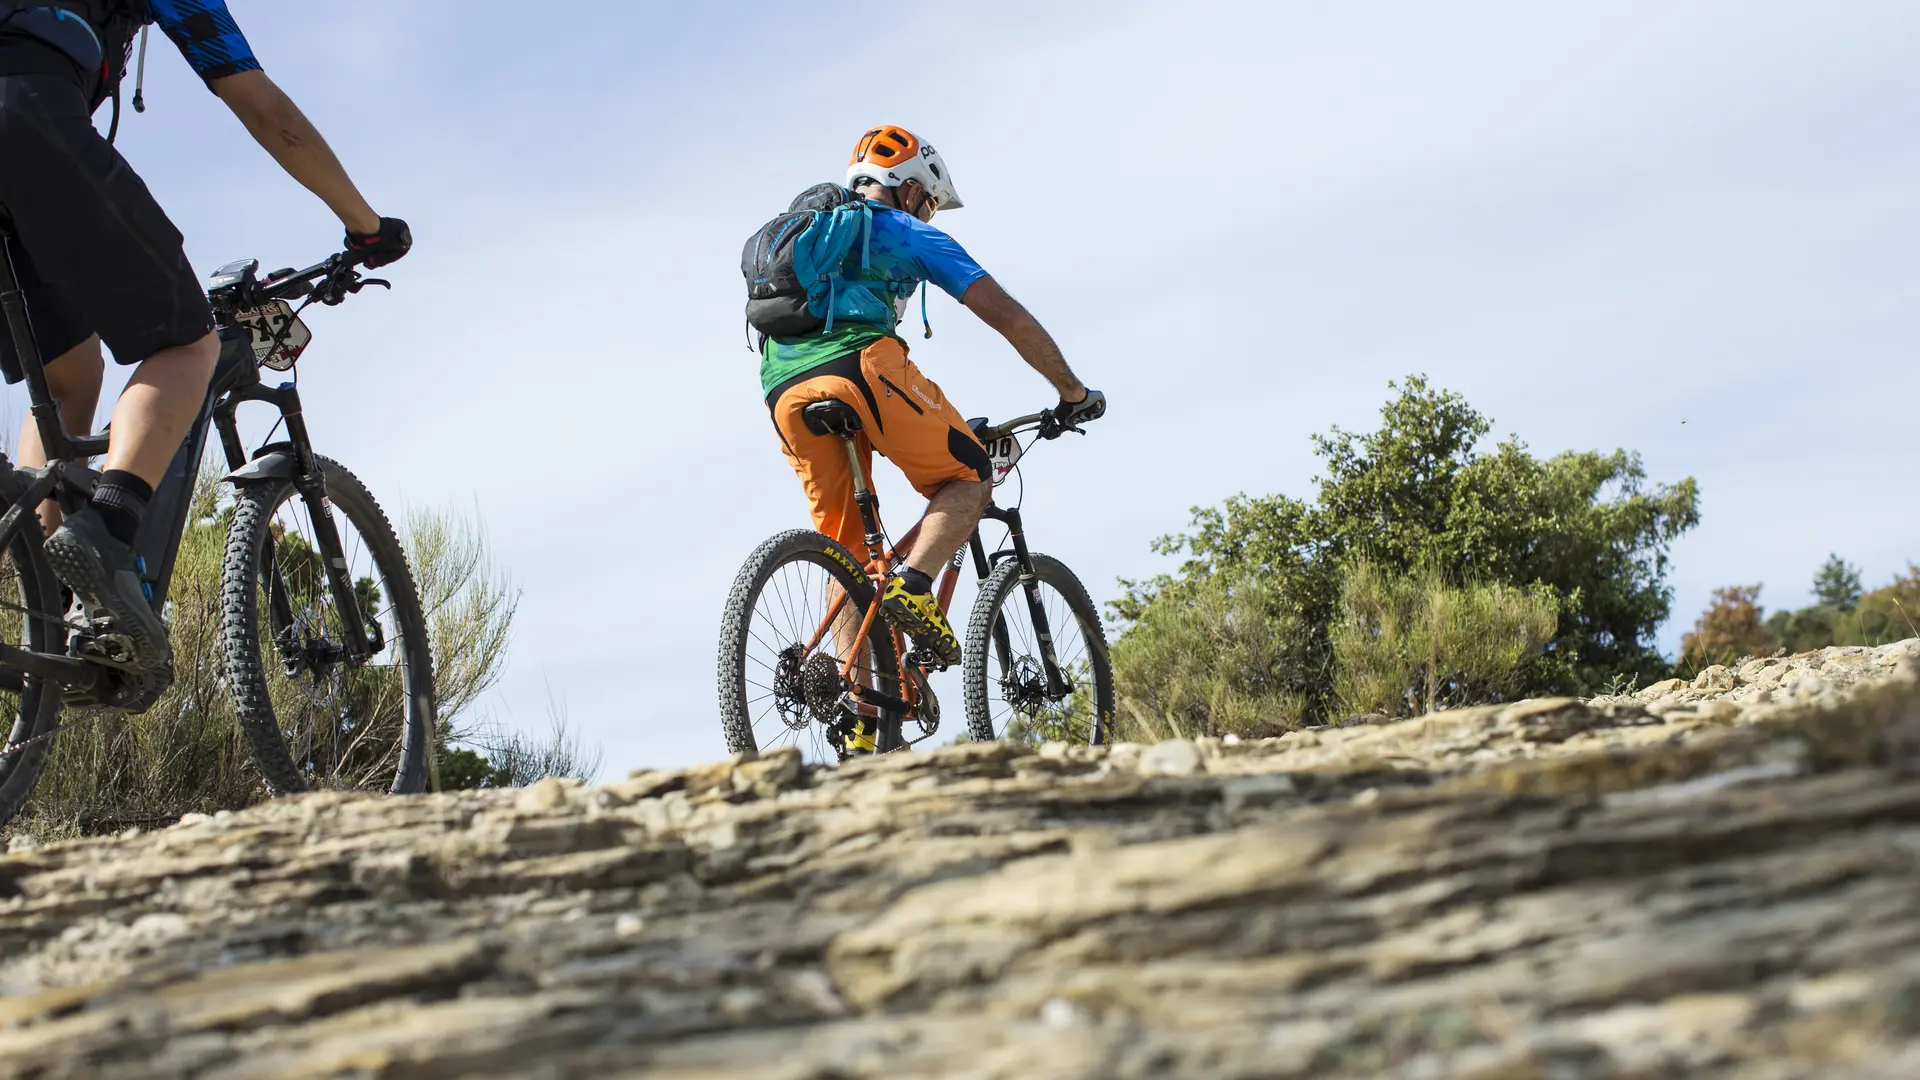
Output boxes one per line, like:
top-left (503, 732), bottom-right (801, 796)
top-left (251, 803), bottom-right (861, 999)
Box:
top-left (1112, 575), bottom-right (1311, 742)
top-left (1331, 561), bottom-right (1558, 718)
top-left (7, 470), bottom-right (562, 839)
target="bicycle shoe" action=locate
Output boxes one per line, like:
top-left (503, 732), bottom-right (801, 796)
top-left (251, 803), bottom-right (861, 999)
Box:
top-left (880, 572), bottom-right (962, 667)
top-left (840, 707), bottom-right (879, 755)
top-left (44, 506), bottom-right (170, 674)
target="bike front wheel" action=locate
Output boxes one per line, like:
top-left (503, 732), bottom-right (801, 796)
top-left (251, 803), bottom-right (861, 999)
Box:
top-left (963, 553), bottom-right (1113, 746)
top-left (716, 529), bottom-right (903, 765)
top-left (221, 455), bottom-right (435, 796)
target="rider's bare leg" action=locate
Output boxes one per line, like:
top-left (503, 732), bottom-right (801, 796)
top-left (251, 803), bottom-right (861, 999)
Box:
top-left (16, 335), bottom-right (105, 535)
top-left (903, 476), bottom-right (991, 578)
top-left (102, 333), bottom-right (219, 485)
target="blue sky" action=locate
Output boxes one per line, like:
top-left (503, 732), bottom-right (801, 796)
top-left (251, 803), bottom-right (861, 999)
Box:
top-left (19, 1), bottom-right (1919, 777)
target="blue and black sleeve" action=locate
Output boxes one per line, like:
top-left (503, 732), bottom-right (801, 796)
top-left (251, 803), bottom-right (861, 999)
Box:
top-left (147, 0), bottom-right (260, 85)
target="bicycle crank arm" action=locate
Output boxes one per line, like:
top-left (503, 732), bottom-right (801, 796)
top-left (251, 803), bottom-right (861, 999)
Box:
top-left (847, 686), bottom-right (914, 715)
top-left (0, 641), bottom-right (101, 691)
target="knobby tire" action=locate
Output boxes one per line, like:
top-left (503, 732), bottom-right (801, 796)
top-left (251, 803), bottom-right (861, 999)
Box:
top-left (220, 456), bottom-right (435, 796)
top-left (716, 528), bottom-right (901, 759)
top-left (962, 553), bottom-right (1114, 745)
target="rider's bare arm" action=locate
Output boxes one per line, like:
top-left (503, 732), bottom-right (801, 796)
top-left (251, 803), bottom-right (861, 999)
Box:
top-left (962, 276), bottom-right (1087, 402)
top-left (212, 71), bottom-right (381, 236)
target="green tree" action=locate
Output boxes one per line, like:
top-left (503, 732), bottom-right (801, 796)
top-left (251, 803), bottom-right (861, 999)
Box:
top-left (1813, 554), bottom-right (1864, 612)
top-left (1680, 584), bottom-right (1774, 670)
top-left (1834, 565), bottom-right (1920, 647)
top-left (1112, 376), bottom-right (1700, 724)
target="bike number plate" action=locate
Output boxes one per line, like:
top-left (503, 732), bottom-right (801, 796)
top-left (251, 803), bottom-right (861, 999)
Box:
top-left (234, 300), bottom-right (311, 371)
top-left (986, 433), bottom-right (1022, 485)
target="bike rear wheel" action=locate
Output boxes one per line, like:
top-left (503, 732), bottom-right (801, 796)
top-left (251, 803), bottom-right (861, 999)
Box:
top-left (221, 456), bottom-right (435, 795)
top-left (0, 468), bottom-right (70, 829)
top-left (716, 529), bottom-right (903, 765)
top-left (963, 553), bottom-right (1113, 746)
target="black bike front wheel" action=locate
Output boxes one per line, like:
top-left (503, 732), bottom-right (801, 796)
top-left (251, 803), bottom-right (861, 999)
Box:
top-left (0, 466), bottom-right (70, 829)
top-left (716, 529), bottom-right (903, 765)
top-left (220, 455), bottom-right (435, 796)
top-left (963, 553), bottom-right (1113, 746)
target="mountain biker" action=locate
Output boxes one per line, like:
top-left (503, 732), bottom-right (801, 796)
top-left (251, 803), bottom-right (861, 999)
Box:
top-left (0, 0), bottom-right (410, 677)
top-left (761, 125), bottom-right (1104, 671)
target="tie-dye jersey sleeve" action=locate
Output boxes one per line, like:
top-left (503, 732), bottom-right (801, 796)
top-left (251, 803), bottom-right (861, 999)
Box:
top-left (147, 0), bottom-right (261, 85)
top-left (867, 209), bottom-right (989, 302)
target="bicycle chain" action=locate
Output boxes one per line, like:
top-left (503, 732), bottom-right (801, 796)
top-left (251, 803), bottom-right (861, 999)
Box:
top-left (0, 705), bottom-right (110, 765)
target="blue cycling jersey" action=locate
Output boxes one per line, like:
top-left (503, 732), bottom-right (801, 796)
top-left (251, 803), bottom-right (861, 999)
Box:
top-left (862, 205), bottom-right (989, 306)
top-left (146, 0), bottom-right (258, 85)
top-left (0, 1), bottom-right (256, 89)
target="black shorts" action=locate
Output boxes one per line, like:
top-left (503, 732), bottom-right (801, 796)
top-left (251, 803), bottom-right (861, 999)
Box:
top-left (0, 71), bottom-right (213, 379)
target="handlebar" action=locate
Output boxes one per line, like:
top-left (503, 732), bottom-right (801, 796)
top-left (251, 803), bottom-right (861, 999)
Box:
top-left (983, 398), bottom-right (1103, 443)
top-left (209, 249), bottom-right (390, 313)
top-left (262, 253), bottom-right (390, 307)
top-left (982, 411), bottom-right (1050, 442)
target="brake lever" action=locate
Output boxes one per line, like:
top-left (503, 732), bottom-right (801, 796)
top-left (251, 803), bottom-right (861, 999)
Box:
top-left (356, 277), bottom-right (392, 292)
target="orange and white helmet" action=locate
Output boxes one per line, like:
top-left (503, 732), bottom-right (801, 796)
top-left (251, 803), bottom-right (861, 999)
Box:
top-left (847, 125), bottom-right (965, 211)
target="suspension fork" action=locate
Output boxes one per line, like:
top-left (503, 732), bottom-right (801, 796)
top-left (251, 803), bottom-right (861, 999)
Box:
top-left (215, 401), bottom-right (299, 658)
top-left (982, 504), bottom-right (1070, 698)
top-left (225, 382), bottom-right (376, 661)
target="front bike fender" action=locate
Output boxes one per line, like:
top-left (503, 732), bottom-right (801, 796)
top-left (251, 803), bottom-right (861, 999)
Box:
top-left (222, 443), bottom-right (300, 486)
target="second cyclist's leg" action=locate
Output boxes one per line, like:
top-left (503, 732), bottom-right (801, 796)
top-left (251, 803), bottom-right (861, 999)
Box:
top-left (0, 73), bottom-right (218, 671)
top-left (14, 336), bottom-right (104, 535)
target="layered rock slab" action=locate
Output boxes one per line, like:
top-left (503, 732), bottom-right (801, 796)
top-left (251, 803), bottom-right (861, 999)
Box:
top-left (0, 641), bottom-right (1917, 1079)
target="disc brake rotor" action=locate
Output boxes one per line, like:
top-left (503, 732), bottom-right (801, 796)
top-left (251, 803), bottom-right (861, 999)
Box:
top-left (772, 644), bottom-right (812, 731)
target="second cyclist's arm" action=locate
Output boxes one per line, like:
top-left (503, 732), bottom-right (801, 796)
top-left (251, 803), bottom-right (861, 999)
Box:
top-left (963, 276), bottom-right (1087, 401)
top-left (212, 71), bottom-right (381, 236)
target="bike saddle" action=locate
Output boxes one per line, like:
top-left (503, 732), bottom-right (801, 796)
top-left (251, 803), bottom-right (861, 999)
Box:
top-left (802, 400), bottom-right (862, 437)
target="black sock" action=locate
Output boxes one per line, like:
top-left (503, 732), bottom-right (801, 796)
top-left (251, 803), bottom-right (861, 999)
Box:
top-left (90, 470), bottom-right (152, 546)
top-left (896, 566), bottom-right (933, 594)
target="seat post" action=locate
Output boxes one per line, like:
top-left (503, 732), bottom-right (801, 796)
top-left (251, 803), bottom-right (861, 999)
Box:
top-left (0, 229), bottom-right (80, 462)
top-left (840, 434), bottom-right (887, 564)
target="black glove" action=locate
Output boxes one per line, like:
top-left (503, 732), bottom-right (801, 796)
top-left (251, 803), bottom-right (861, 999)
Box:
top-left (345, 216), bottom-right (412, 269)
top-left (1041, 388), bottom-right (1106, 438)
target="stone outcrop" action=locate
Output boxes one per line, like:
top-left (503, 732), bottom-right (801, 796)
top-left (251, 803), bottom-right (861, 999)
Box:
top-left (2, 641), bottom-right (1919, 1078)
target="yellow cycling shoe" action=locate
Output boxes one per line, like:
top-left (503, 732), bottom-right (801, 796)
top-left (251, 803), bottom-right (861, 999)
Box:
top-left (843, 711), bottom-right (878, 754)
top-left (880, 572), bottom-right (962, 667)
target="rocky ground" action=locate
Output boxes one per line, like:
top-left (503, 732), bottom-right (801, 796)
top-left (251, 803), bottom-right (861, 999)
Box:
top-left (2, 641), bottom-right (1919, 1079)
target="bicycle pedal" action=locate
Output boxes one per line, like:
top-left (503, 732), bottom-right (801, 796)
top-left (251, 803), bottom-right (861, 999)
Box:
top-left (905, 647), bottom-right (954, 672)
top-left (76, 632), bottom-right (137, 667)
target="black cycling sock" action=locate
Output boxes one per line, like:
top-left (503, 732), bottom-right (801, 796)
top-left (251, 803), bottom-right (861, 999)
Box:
top-left (90, 471), bottom-right (153, 547)
top-left (895, 566), bottom-right (933, 594)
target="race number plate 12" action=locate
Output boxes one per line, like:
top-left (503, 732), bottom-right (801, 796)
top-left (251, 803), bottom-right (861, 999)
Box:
top-left (988, 433), bottom-right (1022, 485)
top-left (234, 300), bottom-right (312, 371)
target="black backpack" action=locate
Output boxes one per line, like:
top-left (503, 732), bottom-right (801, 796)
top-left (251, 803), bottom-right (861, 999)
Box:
top-left (0, 0), bottom-right (147, 120)
top-left (741, 182), bottom-right (866, 343)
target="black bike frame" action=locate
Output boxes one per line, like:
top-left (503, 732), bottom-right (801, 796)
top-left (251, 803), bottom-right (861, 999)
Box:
top-left (0, 227), bottom-right (375, 694)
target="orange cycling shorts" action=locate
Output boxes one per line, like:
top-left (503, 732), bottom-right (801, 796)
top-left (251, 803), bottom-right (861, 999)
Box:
top-left (768, 336), bottom-right (990, 565)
